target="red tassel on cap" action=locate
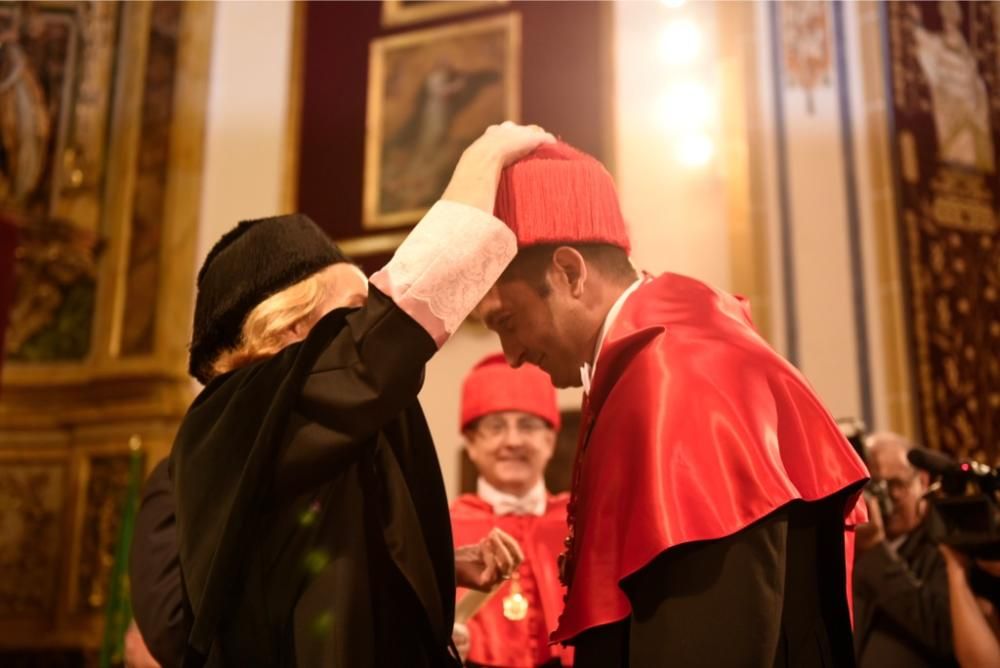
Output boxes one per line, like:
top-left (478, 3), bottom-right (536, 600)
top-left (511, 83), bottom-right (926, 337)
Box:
top-left (494, 142), bottom-right (630, 252)
top-left (460, 353), bottom-right (561, 432)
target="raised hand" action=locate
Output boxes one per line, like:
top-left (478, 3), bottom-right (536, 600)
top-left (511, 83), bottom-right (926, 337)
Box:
top-left (442, 121), bottom-right (556, 213)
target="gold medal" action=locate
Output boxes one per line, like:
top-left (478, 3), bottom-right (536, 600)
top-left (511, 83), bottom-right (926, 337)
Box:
top-left (502, 572), bottom-right (528, 621)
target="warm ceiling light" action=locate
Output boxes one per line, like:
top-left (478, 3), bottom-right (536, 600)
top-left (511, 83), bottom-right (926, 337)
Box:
top-left (657, 81), bottom-right (714, 131)
top-left (675, 133), bottom-right (714, 167)
top-left (660, 0), bottom-right (687, 8)
top-left (658, 18), bottom-right (702, 65)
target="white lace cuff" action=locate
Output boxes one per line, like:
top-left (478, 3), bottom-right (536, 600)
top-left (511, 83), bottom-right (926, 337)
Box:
top-left (370, 200), bottom-right (516, 347)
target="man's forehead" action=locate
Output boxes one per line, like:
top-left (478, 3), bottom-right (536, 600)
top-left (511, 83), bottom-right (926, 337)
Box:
top-left (481, 410), bottom-right (540, 421)
top-left (474, 287), bottom-right (502, 321)
top-left (871, 445), bottom-right (912, 473)
top-left (476, 282), bottom-right (518, 315)
top-left (475, 279), bottom-right (542, 322)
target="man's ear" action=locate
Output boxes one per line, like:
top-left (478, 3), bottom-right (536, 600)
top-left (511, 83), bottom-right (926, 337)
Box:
top-left (551, 246), bottom-right (587, 298)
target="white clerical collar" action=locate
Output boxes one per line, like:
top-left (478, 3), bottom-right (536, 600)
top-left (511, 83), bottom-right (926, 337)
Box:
top-left (580, 277), bottom-right (644, 394)
top-left (476, 477), bottom-right (547, 516)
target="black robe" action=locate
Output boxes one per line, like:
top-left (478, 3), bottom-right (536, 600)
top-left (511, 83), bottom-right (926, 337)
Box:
top-left (169, 287), bottom-right (459, 667)
top-left (130, 458), bottom-right (189, 668)
top-left (569, 494), bottom-right (860, 668)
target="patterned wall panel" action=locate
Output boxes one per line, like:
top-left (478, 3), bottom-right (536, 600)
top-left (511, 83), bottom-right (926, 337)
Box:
top-left (0, 459), bottom-right (67, 619)
top-left (73, 453), bottom-right (131, 613)
top-left (886, 1), bottom-right (1000, 460)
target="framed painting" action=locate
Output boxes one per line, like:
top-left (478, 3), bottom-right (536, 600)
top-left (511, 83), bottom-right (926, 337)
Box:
top-left (381, 0), bottom-right (508, 28)
top-left (363, 12), bottom-right (520, 229)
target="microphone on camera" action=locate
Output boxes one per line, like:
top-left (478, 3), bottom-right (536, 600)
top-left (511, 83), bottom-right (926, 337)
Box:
top-left (907, 448), bottom-right (961, 476)
top-left (909, 448), bottom-right (1000, 493)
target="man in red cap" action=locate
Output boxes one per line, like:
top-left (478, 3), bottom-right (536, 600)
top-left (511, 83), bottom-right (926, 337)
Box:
top-left (475, 139), bottom-right (871, 667)
top-left (450, 353), bottom-right (572, 667)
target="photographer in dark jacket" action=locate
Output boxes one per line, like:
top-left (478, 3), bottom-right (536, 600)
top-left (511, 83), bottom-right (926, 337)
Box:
top-left (853, 432), bottom-right (958, 667)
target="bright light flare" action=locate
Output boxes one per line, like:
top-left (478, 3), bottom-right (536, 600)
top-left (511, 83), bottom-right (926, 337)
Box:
top-left (656, 81), bottom-right (715, 131)
top-left (657, 19), bottom-right (702, 65)
top-left (675, 133), bottom-right (715, 167)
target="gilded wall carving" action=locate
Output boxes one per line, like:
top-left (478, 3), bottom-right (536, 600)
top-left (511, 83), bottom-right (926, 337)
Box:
top-left (887, 1), bottom-right (1000, 461)
top-left (0, 461), bottom-right (66, 618)
top-left (75, 453), bottom-right (130, 612)
top-left (0, 0), bottom-right (210, 659)
top-left (0, 1), bottom-right (119, 362)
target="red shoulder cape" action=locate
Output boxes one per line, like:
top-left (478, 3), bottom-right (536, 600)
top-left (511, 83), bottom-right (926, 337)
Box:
top-left (552, 273), bottom-right (869, 643)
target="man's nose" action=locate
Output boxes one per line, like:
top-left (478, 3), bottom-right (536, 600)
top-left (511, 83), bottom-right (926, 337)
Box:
top-left (500, 338), bottom-right (526, 368)
top-left (502, 426), bottom-right (529, 446)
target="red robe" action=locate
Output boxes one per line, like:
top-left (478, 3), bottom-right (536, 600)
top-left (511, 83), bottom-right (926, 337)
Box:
top-left (451, 493), bottom-right (574, 667)
top-left (553, 272), bottom-right (869, 643)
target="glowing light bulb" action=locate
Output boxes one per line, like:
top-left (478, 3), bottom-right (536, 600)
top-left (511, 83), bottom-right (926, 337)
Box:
top-left (657, 19), bottom-right (702, 65)
top-left (656, 82), bottom-right (715, 131)
top-left (675, 133), bottom-right (714, 167)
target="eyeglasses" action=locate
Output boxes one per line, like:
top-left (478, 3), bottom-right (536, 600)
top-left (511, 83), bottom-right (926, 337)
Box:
top-left (877, 472), bottom-right (920, 494)
top-left (476, 415), bottom-right (550, 439)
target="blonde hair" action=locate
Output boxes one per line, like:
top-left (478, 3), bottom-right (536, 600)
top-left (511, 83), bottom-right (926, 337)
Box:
top-left (211, 269), bottom-right (332, 378)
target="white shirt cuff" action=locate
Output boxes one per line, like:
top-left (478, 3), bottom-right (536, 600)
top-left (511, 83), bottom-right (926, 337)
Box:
top-left (370, 200), bottom-right (517, 347)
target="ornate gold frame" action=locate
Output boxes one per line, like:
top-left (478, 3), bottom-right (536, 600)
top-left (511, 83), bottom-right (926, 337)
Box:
top-left (362, 12), bottom-right (521, 230)
top-left (381, 0), bottom-right (508, 28)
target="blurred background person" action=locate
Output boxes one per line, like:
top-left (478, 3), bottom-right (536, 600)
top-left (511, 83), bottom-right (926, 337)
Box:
top-left (450, 353), bottom-right (572, 667)
top-left (853, 432), bottom-right (957, 667)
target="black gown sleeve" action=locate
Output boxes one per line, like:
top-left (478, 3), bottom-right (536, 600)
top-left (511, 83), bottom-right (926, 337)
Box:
top-left (129, 458), bottom-right (190, 668)
top-left (272, 286), bottom-right (438, 500)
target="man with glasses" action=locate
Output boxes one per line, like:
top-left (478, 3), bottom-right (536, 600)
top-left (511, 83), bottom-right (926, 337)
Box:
top-left (450, 353), bottom-right (573, 667)
top-left (853, 432), bottom-right (957, 667)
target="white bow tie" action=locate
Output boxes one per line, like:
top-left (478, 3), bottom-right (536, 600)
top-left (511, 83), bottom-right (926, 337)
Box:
top-left (477, 478), bottom-right (546, 516)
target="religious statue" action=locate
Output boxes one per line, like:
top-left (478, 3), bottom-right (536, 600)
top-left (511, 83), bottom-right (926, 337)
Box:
top-left (914, 0), bottom-right (994, 172)
top-left (0, 3), bottom-right (51, 206)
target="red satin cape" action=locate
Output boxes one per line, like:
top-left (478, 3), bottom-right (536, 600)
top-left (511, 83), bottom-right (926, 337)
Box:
top-left (552, 273), bottom-right (869, 643)
top-left (451, 494), bottom-right (574, 666)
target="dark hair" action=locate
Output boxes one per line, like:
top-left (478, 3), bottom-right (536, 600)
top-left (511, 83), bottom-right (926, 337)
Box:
top-left (500, 243), bottom-right (637, 297)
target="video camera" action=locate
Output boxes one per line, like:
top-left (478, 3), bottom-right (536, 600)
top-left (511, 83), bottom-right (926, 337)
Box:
top-left (907, 447), bottom-right (1000, 559)
top-left (836, 418), bottom-right (893, 522)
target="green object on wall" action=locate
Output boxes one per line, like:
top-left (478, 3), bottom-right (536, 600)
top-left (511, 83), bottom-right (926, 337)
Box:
top-left (99, 442), bottom-right (144, 668)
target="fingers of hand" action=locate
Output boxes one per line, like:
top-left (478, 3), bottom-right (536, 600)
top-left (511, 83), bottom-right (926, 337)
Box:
top-left (491, 537), bottom-right (515, 577)
top-left (481, 531), bottom-right (519, 581)
top-left (488, 121), bottom-right (555, 145)
top-left (494, 527), bottom-right (525, 566)
top-left (478, 537), bottom-right (498, 585)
